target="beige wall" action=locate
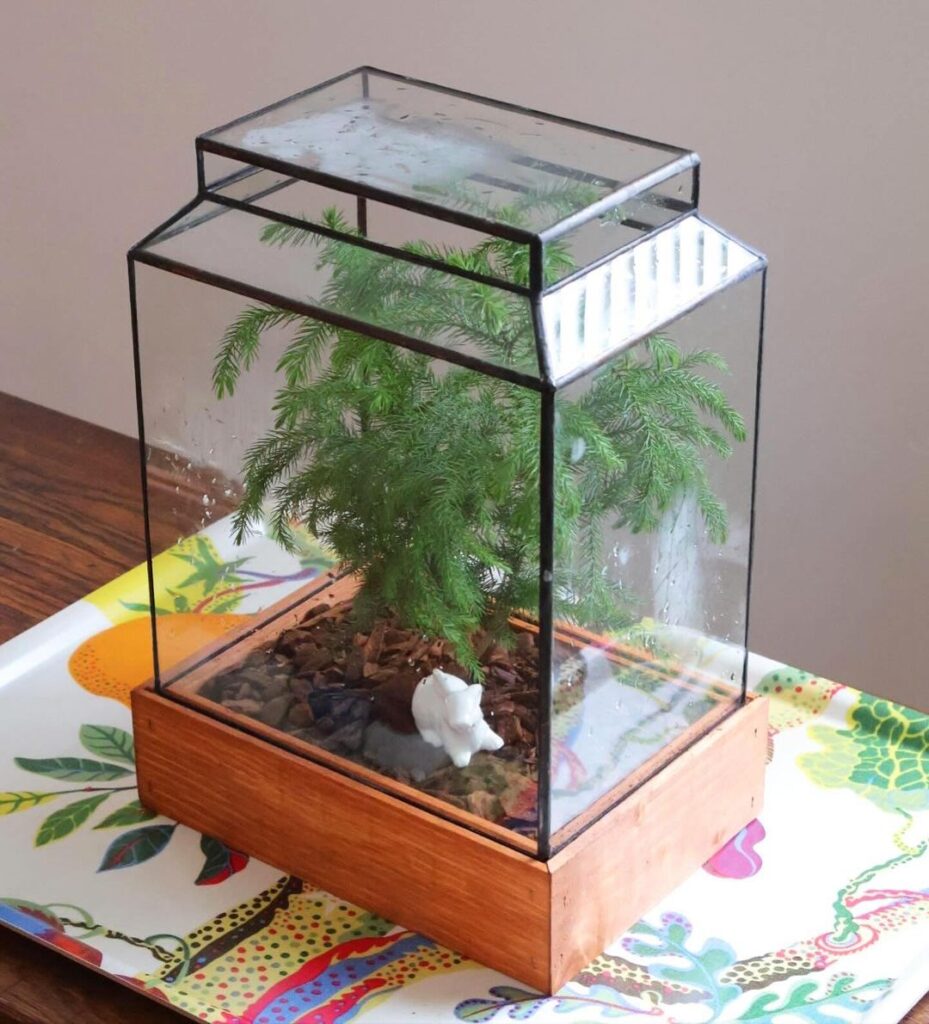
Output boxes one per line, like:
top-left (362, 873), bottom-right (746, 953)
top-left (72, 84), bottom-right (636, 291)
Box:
top-left (2, 1), bottom-right (927, 710)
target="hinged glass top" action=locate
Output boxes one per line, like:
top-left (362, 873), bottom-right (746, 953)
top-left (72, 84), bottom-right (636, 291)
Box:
top-left (200, 67), bottom-right (698, 240)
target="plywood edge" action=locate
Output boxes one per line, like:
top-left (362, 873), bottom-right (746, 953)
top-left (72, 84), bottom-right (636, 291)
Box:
top-left (546, 695), bottom-right (768, 990)
top-left (132, 684), bottom-right (554, 990)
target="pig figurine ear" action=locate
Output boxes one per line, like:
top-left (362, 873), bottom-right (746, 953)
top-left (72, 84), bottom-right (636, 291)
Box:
top-left (432, 669), bottom-right (459, 696)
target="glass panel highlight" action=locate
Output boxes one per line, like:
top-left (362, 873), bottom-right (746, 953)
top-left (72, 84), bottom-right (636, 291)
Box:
top-left (548, 270), bottom-right (763, 839)
top-left (540, 215), bottom-right (761, 382)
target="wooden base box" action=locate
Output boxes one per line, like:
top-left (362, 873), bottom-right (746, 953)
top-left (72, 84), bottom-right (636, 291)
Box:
top-left (133, 660), bottom-right (767, 992)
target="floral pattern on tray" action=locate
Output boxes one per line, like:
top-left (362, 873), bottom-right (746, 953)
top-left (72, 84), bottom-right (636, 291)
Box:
top-left (0, 523), bottom-right (926, 1023)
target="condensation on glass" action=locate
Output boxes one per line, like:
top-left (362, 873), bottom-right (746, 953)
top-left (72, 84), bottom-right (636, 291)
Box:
top-left (130, 67), bottom-right (765, 859)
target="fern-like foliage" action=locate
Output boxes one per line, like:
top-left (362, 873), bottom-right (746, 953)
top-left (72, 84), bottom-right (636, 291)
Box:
top-left (212, 204), bottom-right (745, 675)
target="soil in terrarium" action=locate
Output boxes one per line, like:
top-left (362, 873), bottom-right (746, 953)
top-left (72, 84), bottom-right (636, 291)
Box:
top-left (196, 597), bottom-right (567, 838)
top-left (192, 593), bottom-right (727, 839)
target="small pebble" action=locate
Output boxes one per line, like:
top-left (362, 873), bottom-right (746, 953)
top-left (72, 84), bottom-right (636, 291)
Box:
top-left (287, 702), bottom-right (314, 728)
top-left (258, 694), bottom-right (292, 728)
top-left (223, 698), bottom-right (262, 716)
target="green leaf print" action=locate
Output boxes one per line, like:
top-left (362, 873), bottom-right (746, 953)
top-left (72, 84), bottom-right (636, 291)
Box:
top-left (78, 725), bottom-right (136, 766)
top-left (174, 537), bottom-right (249, 595)
top-left (14, 757), bottom-right (133, 783)
top-left (741, 974), bottom-right (892, 1023)
top-left (98, 824), bottom-right (176, 872)
top-left (36, 793), bottom-right (110, 846)
top-left (799, 692), bottom-right (929, 812)
top-left (93, 799), bottom-right (157, 829)
top-left (0, 791), bottom-right (61, 816)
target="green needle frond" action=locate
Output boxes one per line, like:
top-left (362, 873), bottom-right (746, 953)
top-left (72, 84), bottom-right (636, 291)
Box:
top-left (213, 200), bottom-right (747, 667)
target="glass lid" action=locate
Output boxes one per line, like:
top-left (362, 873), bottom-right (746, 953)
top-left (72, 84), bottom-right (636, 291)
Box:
top-left (200, 67), bottom-right (697, 239)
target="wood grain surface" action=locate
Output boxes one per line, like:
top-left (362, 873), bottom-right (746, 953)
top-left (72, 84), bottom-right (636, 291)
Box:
top-left (0, 393), bottom-right (175, 639)
top-left (549, 695), bottom-right (767, 988)
top-left (132, 683), bottom-right (767, 992)
top-left (0, 390), bottom-right (925, 1022)
top-left (0, 392), bottom-right (184, 1024)
top-left (133, 681), bottom-right (553, 988)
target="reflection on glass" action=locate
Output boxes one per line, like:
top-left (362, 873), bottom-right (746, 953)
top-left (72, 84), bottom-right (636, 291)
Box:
top-left (541, 216), bottom-right (759, 380)
top-left (135, 252), bottom-right (544, 847)
top-left (549, 272), bottom-right (763, 836)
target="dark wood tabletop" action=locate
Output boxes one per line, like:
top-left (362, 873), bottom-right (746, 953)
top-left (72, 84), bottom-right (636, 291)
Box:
top-left (0, 390), bottom-right (926, 1024)
top-left (0, 392), bottom-right (185, 1022)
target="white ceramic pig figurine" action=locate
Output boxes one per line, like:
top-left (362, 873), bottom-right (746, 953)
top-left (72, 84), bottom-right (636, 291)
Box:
top-left (411, 668), bottom-right (504, 768)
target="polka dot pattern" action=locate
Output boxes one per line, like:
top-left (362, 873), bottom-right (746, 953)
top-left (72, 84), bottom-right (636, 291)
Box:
top-left (756, 668), bottom-right (841, 732)
top-left (145, 876), bottom-right (464, 1021)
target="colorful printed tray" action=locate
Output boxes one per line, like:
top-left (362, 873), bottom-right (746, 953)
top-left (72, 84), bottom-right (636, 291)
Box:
top-left (1, 526), bottom-right (927, 1023)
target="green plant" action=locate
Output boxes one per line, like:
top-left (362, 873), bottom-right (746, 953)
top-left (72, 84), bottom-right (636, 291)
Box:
top-left (212, 202), bottom-right (745, 676)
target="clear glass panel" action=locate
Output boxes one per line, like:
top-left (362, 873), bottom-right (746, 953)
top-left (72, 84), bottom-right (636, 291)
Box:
top-left (140, 200), bottom-right (539, 379)
top-left (548, 269), bottom-right (763, 840)
top-left (208, 165), bottom-right (531, 286)
top-left (540, 214), bottom-right (762, 382)
top-left (134, 262), bottom-right (311, 653)
top-left (542, 167), bottom-right (695, 287)
top-left (204, 68), bottom-right (693, 235)
top-left (134, 261), bottom-right (543, 849)
top-left (204, 160), bottom-right (295, 204)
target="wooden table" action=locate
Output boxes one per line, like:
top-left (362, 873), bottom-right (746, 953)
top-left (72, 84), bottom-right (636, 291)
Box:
top-left (0, 393), bottom-right (180, 1024)
top-left (0, 390), bottom-right (925, 1024)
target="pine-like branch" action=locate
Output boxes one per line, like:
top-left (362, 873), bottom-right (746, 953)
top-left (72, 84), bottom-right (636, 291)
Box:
top-left (212, 199), bottom-right (748, 667)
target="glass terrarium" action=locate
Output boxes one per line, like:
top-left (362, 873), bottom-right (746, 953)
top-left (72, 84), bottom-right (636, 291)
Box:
top-left (129, 67), bottom-right (768, 991)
